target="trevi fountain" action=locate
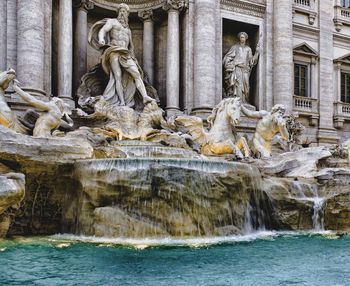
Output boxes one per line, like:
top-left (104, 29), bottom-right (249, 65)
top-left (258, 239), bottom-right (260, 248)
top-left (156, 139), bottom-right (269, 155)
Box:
top-left (1, 1), bottom-right (350, 285)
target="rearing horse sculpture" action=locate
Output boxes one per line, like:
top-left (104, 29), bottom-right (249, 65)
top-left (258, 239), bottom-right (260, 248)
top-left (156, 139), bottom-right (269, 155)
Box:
top-left (175, 97), bottom-right (250, 157)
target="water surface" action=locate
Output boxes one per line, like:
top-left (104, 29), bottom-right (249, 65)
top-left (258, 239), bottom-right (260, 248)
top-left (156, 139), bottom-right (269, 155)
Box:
top-left (0, 232), bottom-right (349, 286)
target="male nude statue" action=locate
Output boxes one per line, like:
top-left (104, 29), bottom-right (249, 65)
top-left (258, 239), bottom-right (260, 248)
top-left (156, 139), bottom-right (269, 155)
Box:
top-left (13, 82), bottom-right (72, 138)
top-left (241, 104), bottom-right (289, 158)
top-left (0, 69), bottom-right (28, 134)
top-left (89, 3), bottom-right (154, 107)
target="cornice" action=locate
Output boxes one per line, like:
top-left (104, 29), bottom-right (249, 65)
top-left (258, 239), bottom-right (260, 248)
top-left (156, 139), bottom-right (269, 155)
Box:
top-left (220, 0), bottom-right (266, 18)
top-left (91, 0), bottom-right (165, 12)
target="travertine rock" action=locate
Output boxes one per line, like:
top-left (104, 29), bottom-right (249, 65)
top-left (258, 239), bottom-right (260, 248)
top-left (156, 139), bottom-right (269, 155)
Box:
top-left (262, 147), bottom-right (332, 177)
top-left (0, 164), bottom-right (25, 238)
top-left (73, 159), bottom-right (274, 237)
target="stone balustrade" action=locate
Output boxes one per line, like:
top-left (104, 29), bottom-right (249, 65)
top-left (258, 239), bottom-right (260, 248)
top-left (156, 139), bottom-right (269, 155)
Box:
top-left (334, 1), bottom-right (350, 31)
top-left (293, 0), bottom-right (316, 25)
top-left (294, 0), bottom-right (310, 7)
top-left (293, 96), bottom-right (319, 126)
top-left (333, 102), bottom-right (350, 128)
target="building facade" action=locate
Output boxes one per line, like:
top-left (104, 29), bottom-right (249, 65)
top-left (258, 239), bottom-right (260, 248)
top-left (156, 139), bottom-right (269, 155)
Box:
top-left (1, 0), bottom-right (350, 144)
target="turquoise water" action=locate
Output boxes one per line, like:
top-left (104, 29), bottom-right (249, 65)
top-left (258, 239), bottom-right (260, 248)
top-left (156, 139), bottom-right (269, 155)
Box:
top-left (1, 232), bottom-right (350, 286)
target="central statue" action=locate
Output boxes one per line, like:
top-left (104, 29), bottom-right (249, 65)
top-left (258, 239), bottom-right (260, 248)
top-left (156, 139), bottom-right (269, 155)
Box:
top-left (88, 3), bottom-right (155, 108)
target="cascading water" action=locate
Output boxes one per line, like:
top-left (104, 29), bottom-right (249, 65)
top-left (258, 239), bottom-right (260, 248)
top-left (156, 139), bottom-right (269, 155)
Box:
top-left (71, 156), bottom-right (274, 238)
top-left (291, 181), bottom-right (325, 231)
top-left (312, 198), bottom-right (325, 230)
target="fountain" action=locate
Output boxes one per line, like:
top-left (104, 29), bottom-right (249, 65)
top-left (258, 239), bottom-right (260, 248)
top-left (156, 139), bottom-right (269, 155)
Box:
top-left (1, 3), bottom-right (350, 241)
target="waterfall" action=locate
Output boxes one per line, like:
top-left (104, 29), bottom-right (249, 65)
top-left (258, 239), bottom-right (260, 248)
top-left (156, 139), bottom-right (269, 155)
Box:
top-left (243, 189), bottom-right (274, 234)
top-left (291, 181), bottom-right (325, 231)
top-left (312, 197), bottom-right (325, 231)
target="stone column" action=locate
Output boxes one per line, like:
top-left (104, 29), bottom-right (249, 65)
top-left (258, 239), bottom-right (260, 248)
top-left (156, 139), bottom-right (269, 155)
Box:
top-left (163, 0), bottom-right (185, 116)
top-left (192, 0), bottom-right (217, 117)
top-left (0, 0), bottom-right (7, 71)
top-left (6, 0), bottom-right (16, 71)
top-left (317, 0), bottom-right (338, 143)
top-left (58, 0), bottom-right (74, 108)
top-left (138, 10), bottom-right (155, 85)
top-left (273, 0), bottom-right (293, 110)
top-left (17, 0), bottom-right (45, 95)
top-left (73, 0), bottom-right (94, 93)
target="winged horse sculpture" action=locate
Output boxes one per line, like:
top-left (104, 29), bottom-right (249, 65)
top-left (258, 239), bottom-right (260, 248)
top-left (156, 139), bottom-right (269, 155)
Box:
top-left (175, 97), bottom-right (250, 158)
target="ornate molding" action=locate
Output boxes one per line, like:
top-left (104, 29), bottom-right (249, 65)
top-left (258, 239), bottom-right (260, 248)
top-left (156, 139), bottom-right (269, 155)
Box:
top-left (91, 0), bottom-right (165, 12)
top-left (138, 10), bottom-right (154, 22)
top-left (73, 0), bottom-right (94, 11)
top-left (220, 0), bottom-right (266, 18)
top-left (163, 0), bottom-right (186, 12)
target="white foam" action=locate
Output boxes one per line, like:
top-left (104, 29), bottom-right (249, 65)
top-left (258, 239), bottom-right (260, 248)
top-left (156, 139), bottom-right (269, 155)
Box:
top-left (49, 231), bottom-right (338, 248)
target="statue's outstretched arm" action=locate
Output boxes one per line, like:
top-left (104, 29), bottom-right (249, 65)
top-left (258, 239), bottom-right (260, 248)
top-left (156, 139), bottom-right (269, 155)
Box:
top-left (13, 84), bottom-right (50, 111)
top-left (241, 104), bottom-right (266, 119)
top-left (98, 19), bottom-right (113, 44)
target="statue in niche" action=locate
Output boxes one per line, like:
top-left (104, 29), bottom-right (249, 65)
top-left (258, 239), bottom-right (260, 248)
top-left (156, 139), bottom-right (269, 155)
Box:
top-left (175, 97), bottom-right (250, 158)
top-left (13, 82), bottom-right (73, 138)
top-left (223, 32), bottom-right (260, 104)
top-left (76, 3), bottom-right (191, 148)
top-left (241, 104), bottom-right (289, 158)
top-left (88, 3), bottom-right (155, 109)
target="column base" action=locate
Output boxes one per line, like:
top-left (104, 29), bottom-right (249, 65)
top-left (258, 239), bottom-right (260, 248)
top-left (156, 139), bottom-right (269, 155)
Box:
top-left (317, 128), bottom-right (339, 145)
top-left (20, 87), bottom-right (47, 98)
top-left (190, 106), bottom-right (213, 120)
top-left (166, 107), bottom-right (182, 118)
top-left (58, 96), bottom-right (75, 111)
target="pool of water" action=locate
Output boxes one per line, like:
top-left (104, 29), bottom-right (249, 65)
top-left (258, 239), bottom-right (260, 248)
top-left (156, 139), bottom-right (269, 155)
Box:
top-left (1, 231), bottom-right (350, 286)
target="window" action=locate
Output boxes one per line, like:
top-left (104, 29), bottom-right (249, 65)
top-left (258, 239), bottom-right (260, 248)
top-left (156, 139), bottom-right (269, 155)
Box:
top-left (342, 0), bottom-right (350, 8)
top-left (294, 63), bottom-right (308, 97)
top-left (341, 72), bottom-right (350, 103)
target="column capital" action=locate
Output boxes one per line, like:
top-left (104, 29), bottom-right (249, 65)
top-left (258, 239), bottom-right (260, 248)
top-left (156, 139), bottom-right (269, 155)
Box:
top-left (138, 10), bottom-right (154, 22)
top-left (73, 0), bottom-right (94, 11)
top-left (163, 0), bottom-right (187, 13)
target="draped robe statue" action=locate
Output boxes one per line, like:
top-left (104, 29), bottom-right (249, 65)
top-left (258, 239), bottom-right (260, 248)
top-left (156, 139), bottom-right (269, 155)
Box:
top-left (88, 3), bottom-right (154, 109)
top-left (223, 32), bottom-right (260, 104)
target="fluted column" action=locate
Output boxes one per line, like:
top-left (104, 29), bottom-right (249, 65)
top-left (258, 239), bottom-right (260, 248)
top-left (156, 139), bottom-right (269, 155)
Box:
top-left (138, 10), bottom-right (155, 84)
top-left (58, 0), bottom-right (74, 108)
top-left (317, 0), bottom-right (338, 143)
top-left (6, 0), bottom-right (16, 71)
top-left (163, 0), bottom-right (185, 116)
top-left (73, 0), bottom-right (94, 93)
top-left (273, 0), bottom-right (293, 110)
top-left (0, 0), bottom-right (6, 71)
top-left (17, 0), bottom-right (45, 95)
top-left (192, 0), bottom-right (217, 117)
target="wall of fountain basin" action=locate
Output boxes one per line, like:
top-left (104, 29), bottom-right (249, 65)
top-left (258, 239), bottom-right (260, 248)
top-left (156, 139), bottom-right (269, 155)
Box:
top-left (1, 129), bottom-right (350, 237)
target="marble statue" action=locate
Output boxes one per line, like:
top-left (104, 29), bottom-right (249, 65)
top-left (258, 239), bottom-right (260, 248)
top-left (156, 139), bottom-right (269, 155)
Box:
top-left (241, 104), bottom-right (289, 158)
top-left (88, 3), bottom-right (155, 108)
top-left (175, 97), bottom-right (250, 157)
top-left (13, 82), bottom-right (72, 138)
top-left (223, 32), bottom-right (260, 103)
top-left (0, 69), bottom-right (28, 134)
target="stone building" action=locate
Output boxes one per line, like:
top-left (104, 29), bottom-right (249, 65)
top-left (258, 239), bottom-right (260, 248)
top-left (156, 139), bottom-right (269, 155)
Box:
top-left (1, 0), bottom-right (350, 144)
